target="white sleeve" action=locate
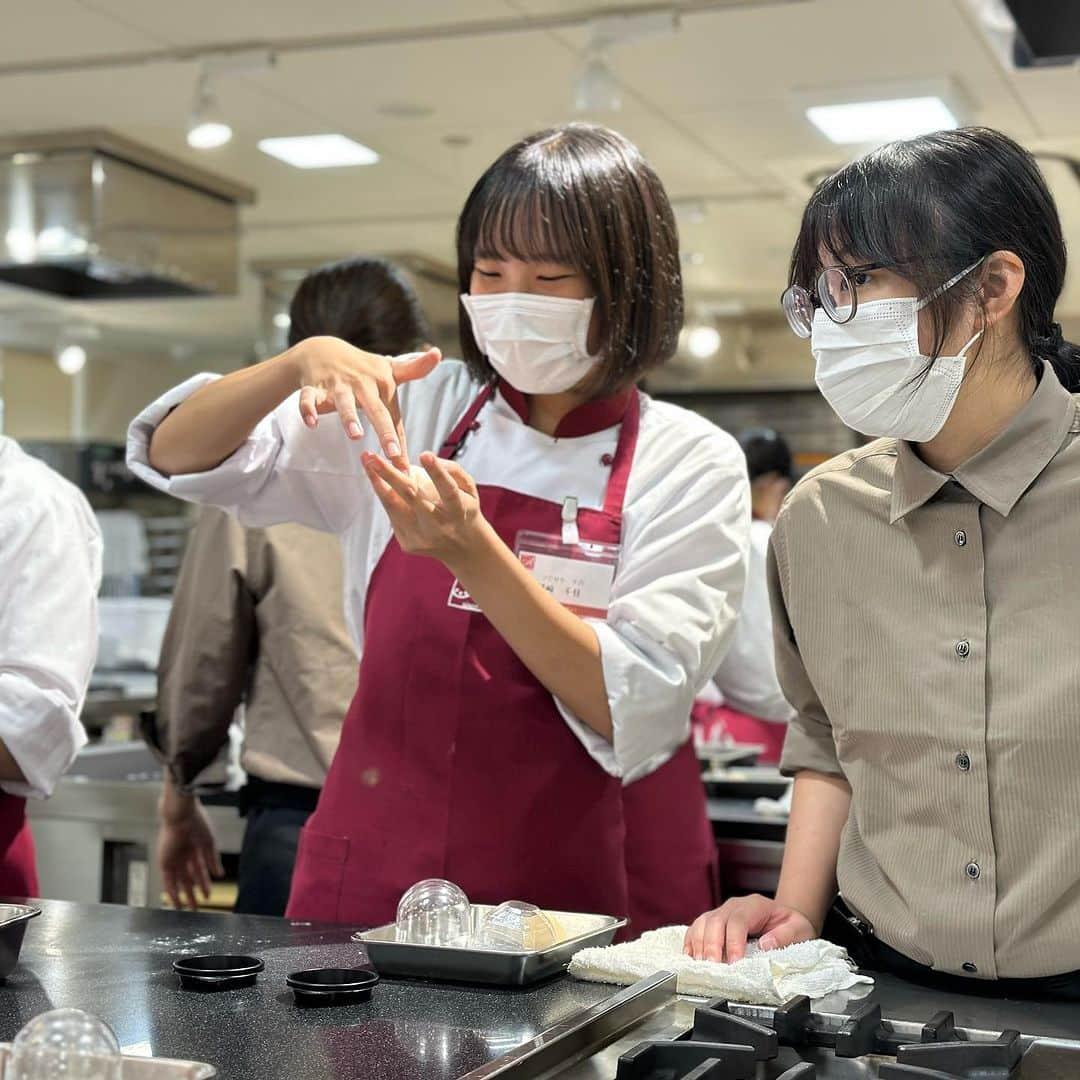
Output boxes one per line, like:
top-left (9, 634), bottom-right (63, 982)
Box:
top-left (126, 373), bottom-right (376, 533)
top-left (555, 419), bottom-right (751, 780)
top-left (126, 363), bottom-right (477, 534)
top-left (0, 480), bottom-right (100, 798)
top-left (712, 523), bottom-right (796, 724)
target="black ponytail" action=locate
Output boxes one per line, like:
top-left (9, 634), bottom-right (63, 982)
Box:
top-left (1031, 322), bottom-right (1080, 393)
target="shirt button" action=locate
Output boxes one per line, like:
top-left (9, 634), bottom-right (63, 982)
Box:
top-left (954, 530), bottom-right (968, 547)
top-left (965, 861), bottom-right (981, 881)
top-left (956, 752), bottom-right (971, 772)
top-left (956, 640), bottom-right (971, 659)
top-left (962, 962), bottom-right (978, 974)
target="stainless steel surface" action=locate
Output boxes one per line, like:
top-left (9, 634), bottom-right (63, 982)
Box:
top-left (0, 130), bottom-right (251, 298)
top-left (695, 744), bottom-right (763, 768)
top-left (0, 906), bottom-right (39, 982)
top-left (460, 972), bottom-right (677, 1079)
top-left (0, 1042), bottom-right (216, 1079)
top-left (547, 990), bottom-right (1080, 1078)
top-left (357, 906), bottom-right (627, 986)
top-left (713, 838), bottom-right (785, 895)
top-left (702, 766), bottom-right (789, 800)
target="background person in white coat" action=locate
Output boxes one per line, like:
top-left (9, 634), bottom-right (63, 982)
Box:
top-left (0, 436), bottom-right (102, 894)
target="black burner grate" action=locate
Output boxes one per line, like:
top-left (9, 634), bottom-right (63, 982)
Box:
top-left (614, 996), bottom-right (1028, 1080)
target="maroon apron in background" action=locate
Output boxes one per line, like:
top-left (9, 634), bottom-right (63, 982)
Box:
top-left (0, 795), bottom-right (39, 897)
top-left (692, 701), bottom-right (787, 765)
top-left (287, 386), bottom-right (717, 937)
top-left (622, 741), bottom-right (718, 932)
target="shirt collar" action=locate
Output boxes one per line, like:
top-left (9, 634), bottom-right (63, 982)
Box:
top-left (496, 380), bottom-right (636, 438)
top-left (890, 365), bottom-right (1077, 523)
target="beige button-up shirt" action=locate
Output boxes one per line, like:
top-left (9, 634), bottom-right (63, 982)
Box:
top-left (774, 367), bottom-right (1080, 980)
top-left (153, 507), bottom-right (357, 791)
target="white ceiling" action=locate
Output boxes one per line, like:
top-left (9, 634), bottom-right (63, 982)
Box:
top-left (0, 0), bottom-right (1078, 356)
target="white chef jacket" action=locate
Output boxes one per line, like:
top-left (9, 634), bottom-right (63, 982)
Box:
top-left (710, 518), bottom-right (795, 724)
top-left (126, 360), bottom-right (750, 782)
top-left (0, 437), bottom-right (102, 798)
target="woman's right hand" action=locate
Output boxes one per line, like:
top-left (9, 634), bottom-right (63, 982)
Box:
top-left (292, 337), bottom-right (441, 468)
top-left (683, 894), bottom-right (817, 963)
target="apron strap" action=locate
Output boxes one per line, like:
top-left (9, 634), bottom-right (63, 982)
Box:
top-left (439, 383), bottom-right (496, 460)
top-left (601, 390), bottom-right (641, 520)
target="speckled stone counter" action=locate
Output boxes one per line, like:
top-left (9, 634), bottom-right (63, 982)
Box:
top-left (0, 899), bottom-right (616, 1079)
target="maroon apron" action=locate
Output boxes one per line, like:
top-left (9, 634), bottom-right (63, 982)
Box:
top-left (622, 741), bottom-right (718, 932)
top-left (287, 386), bottom-right (714, 934)
top-left (0, 795), bottom-right (38, 897)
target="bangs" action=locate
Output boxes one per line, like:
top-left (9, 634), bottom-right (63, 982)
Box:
top-left (472, 186), bottom-right (581, 267)
top-left (790, 152), bottom-right (943, 291)
top-left (456, 123), bottom-right (683, 395)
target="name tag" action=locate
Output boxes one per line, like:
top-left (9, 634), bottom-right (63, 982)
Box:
top-left (514, 530), bottom-right (619, 619)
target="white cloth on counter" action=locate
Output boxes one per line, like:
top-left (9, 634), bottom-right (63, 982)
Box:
top-left (569, 926), bottom-right (873, 1004)
top-left (126, 359), bottom-right (751, 782)
top-left (0, 437), bottom-right (101, 798)
top-left (754, 779), bottom-right (794, 817)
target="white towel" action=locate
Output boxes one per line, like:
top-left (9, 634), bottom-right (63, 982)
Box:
top-left (569, 926), bottom-right (873, 1004)
top-left (754, 780), bottom-right (794, 817)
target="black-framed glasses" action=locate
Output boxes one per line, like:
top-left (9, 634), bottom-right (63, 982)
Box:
top-left (781, 263), bottom-right (881, 339)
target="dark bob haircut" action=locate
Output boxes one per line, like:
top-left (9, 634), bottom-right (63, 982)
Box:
top-left (738, 427), bottom-right (793, 483)
top-left (789, 127), bottom-right (1080, 392)
top-left (288, 257), bottom-right (431, 356)
top-left (456, 123), bottom-right (684, 398)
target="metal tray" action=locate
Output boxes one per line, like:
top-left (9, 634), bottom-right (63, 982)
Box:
top-left (0, 1044), bottom-right (216, 1079)
top-left (0, 905), bottom-right (39, 981)
top-left (355, 905), bottom-right (626, 986)
top-left (702, 766), bottom-right (789, 800)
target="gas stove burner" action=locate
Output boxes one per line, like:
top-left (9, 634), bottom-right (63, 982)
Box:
top-left (614, 996), bottom-right (1031, 1080)
top-left (615, 1039), bottom-right (812, 1079)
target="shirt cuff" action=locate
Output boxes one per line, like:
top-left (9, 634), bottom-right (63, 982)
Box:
top-left (0, 675), bottom-right (89, 798)
top-left (554, 619), bottom-right (691, 782)
top-left (125, 373), bottom-right (281, 506)
top-left (779, 715), bottom-right (843, 778)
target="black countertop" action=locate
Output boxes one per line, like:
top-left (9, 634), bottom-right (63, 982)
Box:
top-left (0, 900), bottom-right (1076, 1080)
top-left (0, 899), bottom-right (615, 1079)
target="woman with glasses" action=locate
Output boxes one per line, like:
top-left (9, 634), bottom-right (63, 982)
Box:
top-left (686, 127), bottom-right (1080, 1000)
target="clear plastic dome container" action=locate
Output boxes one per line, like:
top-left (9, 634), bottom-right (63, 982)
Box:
top-left (478, 901), bottom-right (561, 952)
top-left (9, 1008), bottom-right (123, 1080)
top-left (395, 879), bottom-right (471, 946)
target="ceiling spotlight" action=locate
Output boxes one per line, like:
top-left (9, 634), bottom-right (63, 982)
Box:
top-left (187, 72), bottom-right (232, 150)
top-left (54, 324), bottom-right (100, 376)
top-left (56, 343), bottom-right (87, 376)
top-left (575, 52), bottom-right (622, 112)
top-left (686, 324), bottom-right (722, 360)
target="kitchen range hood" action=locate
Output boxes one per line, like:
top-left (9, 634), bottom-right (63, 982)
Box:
top-left (0, 129), bottom-right (254, 299)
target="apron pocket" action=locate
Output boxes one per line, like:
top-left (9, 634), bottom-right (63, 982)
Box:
top-left (288, 827), bottom-right (350, 923)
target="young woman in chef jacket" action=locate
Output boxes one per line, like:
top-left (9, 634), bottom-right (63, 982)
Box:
top-left (127, 123), bottom-right (750, 934)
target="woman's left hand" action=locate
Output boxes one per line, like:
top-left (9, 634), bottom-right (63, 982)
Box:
top-left (364, 451), bottom-right (487, 565)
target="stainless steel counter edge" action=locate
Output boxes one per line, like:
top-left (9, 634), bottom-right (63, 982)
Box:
top-left (460, 972), bottom-right (678, 1078)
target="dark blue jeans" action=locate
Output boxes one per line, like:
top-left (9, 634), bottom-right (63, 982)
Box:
top-left (233, 787), bottom-right (317, 917)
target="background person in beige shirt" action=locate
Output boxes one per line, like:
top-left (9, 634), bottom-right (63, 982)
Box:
top-left (148, 257), bottom-right (431, 914)
top-left (686, 128), bottom-right (1080, 1000)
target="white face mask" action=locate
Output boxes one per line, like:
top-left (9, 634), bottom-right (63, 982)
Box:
top-left (460, 292), bottom-right (600, 394)
top-left (811, 262), bottom-right (983, 443)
